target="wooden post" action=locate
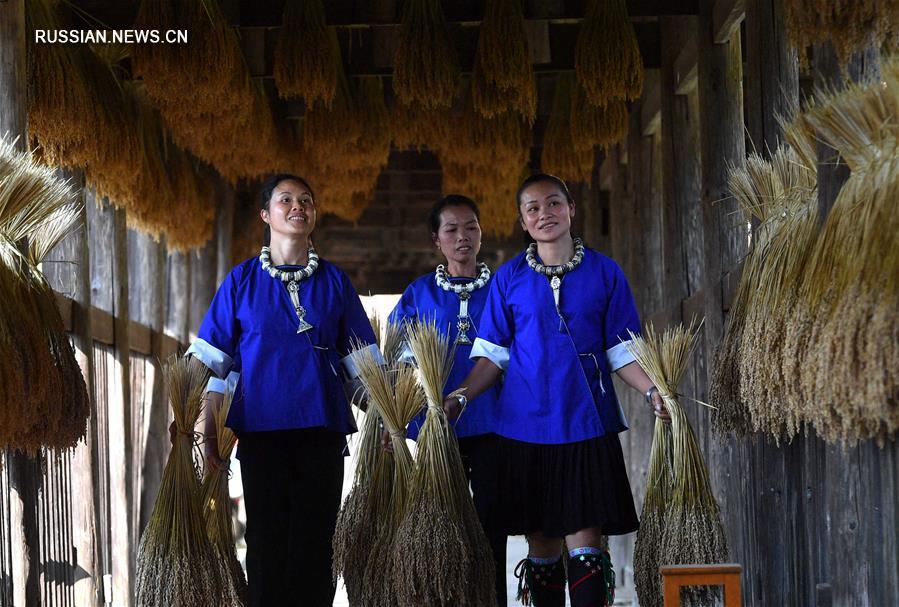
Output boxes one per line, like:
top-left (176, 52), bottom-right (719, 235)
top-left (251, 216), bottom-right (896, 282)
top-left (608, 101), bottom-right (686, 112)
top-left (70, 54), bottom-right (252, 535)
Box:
top-left (189, 237), bottom-right (218, 341)
top-left (660, 15), bottom-right (700, 326)
top-left (127, 230), bottom-right (168, 537)
top-left (697, 0), bottom-right (748, 600)
top-left (216, 180), bottom-right (236, 285)
top-left (1, 2), bottom-right (42, 605)
top-left (165, 250), bottom-right (192, 346)
top-left (88, 196), bottom-right (133, 606)
top-left (744, 0), bottom-right (799, 152)
top-left (43, 173), bottom-right (102, 605)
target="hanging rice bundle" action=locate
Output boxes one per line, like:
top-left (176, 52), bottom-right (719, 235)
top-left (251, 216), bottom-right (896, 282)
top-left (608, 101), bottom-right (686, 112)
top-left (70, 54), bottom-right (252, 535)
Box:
top-left (274, 0), bottom-right (337, 105)
top-left (391, 101), bottom-right (453, 151)
top-left (394, 0), bottom-right (459, 110)
top-left (471, 0), bottom-right (536, 123)
top-left (633, 419), bottom-right (673, 607)
top-left (628, 322), bottom-right (729, 607)
top-left (784, 0), bottom-right (899, 68)
top-left (575, 0), bottom-right (644, 106)
top-left (134, 0), bottom-right (282, 182)
top-left (25, 0), bottom-right (96, 164)
top-left (135, 356), bottom-right (223, 606)
top-left (391, 319), bottom-right (496, 607)
top-left (352, 346), bottom-right (425, 606)
top-left (437, 93), bottom-right (531, 237)
top-left (200, 378), bottom-right (247, 607)
top-left (787, 63), bottom-right (899, 444)
top-left (570, 80), bottom-right (629, 152)
top-left (542, 73), bottom-right (594, 184)
top-left (732, 148), bottom-right (818, 442)
top-left (0, 138), bottom-right (88, 453)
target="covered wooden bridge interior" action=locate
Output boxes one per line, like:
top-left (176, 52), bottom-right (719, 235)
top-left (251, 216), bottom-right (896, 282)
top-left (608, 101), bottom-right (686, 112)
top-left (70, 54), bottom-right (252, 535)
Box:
top-left (0, 0), bottom-right (897, 605)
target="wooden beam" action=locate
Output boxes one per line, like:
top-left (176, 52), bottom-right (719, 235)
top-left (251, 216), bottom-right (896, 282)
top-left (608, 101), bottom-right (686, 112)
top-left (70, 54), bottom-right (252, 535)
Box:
top-left (641, 70), bottom-right (662, 135)
top-left (673, 32), bottom-right (698, 94)
top-left (713, 0), bottom-right (745, 43)
top-left (1, 3), bottom-right (42, 605)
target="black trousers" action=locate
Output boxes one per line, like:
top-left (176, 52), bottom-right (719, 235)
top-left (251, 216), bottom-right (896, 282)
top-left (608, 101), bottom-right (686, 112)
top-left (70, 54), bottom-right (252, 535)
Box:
top-left (238, 428), bottom-right (345, 607)
top-left (459, 433), bottom-right (508, 607)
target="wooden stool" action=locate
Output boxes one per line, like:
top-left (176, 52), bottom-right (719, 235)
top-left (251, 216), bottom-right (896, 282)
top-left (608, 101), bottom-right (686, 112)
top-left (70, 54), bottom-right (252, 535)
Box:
top-left (659, 563), bottom-right (743, 606)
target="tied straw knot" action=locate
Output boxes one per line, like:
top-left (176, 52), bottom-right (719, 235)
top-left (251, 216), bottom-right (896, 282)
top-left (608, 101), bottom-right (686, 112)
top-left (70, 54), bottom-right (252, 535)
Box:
top-left (389, 430), bottom-right (406, 441)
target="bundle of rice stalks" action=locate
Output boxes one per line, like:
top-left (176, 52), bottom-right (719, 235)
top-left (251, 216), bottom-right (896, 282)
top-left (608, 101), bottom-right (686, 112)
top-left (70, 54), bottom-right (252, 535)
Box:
top-left (352, 346), bottom-right (425, 606)
top-left (471, 0), bottom-right (536, 123)
top-left (135, 356), bottom-right (223, 606)
top-left (134, 0), bottom-right (282, 182)
top-left (438, 96), bottom-right (531, 236)
top-left (788, 62), bottom-right (899, 444)
top-left (274, 0), bottom-right (337, 105)
top-left (200, 377), bottom-right (247, 606)
top-left (633, 418), bottom-right (672, 607)
top-left (570, 80), bottom-right (629, 152)
top-left (542, 73), bottom-right (595, 183)
top-left (0, 137), bottom-right (89, 453)
top-left (391, 101), bottom-right (453, 151)
top-left (333, 318), bottom-right (401, 603)
top-left (393, 0), bottom-right (459, 110)
top-left (25, 0), bottom-right (96, 164)
top-left (391, 319), bottom-right (496, 607)
top-left (575, 0), bottom-right (644, 106)
top-left (732, 148), bottom-right (818, 442)
top-left (332, 405), bottom-right (391, 604)
top-left (628, 322), bottom-right (729, 607)
top-left (784, 0), bottom-right (899, 68)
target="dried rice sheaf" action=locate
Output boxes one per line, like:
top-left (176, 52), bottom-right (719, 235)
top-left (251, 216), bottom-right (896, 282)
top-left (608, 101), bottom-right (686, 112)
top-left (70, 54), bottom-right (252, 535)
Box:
top-left (542, 73), bottom-right (594, 183)
top-left (628, 322), bottom-right (729, 607)
top-left (471, 0), bottom-right (536, 123)
top-left (784, 0), bottom-right (899, 68)
top-left (274, 0), bottom-right (337, 105)
top-left (391, 320), bottom-right (496, 607)
top-left (575, 0), bottom-right (644, 106)
top-left (135, 356), bottom-right (224, 607)
top-left (787, 61), bottom-right (899, 444)
top-left (394, 0), bottom-right (459, 110)
top-left (0, 137), bottom-right (88, 453)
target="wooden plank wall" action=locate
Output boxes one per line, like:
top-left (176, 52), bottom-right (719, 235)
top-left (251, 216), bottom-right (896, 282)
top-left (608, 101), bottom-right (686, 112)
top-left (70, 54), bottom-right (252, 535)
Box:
top-left (597, 1), bottom-right (899, 605)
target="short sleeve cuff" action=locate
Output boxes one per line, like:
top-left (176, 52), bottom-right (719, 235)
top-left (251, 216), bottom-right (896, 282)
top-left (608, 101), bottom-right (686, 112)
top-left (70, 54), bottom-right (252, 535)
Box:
top-left (341, 343), bottom-right (385, 379)
top-left (398, 342), bottom-right (415, 365)
top-left (206, 377), bottom-right (227, 394)
top-left (607, 340), bottom-right (637, 372)
top-left (470, 338), bottom-right (510, 371)
top-left (186, 338), bottom-right (233, 378)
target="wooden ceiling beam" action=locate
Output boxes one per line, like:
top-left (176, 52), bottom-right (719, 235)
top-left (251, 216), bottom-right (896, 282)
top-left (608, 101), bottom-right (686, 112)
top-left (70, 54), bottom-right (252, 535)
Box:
top-left (236, 0), bottom-right (698, 27)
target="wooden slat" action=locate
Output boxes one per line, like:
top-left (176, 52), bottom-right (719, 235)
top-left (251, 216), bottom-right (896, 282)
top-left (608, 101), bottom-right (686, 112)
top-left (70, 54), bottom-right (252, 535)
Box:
top-left (641, 70), bottom-right (662, 135)
top-left (128, 321), bottom-right (152, 356)
top-left (713, 0), bottom-right (745, 43)
top-left (91, 307), bottom-right (115, 345)
top-left (55, 291), bottom-right (74, 332)
top-left (673, 32), bottom-right (698, 94)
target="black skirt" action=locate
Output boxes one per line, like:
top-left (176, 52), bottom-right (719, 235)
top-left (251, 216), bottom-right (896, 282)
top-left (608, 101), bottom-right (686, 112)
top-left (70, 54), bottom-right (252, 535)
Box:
top-left (491, 432), bottom-right (639, 538)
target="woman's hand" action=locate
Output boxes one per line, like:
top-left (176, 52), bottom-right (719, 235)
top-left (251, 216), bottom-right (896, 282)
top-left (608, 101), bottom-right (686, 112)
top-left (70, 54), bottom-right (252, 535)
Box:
top-left (651, 391), bottom-right (671, 423)
top-left (443, 396), bottom-right (462, 420)
top-left (204, 437), bottom-right (226, 472)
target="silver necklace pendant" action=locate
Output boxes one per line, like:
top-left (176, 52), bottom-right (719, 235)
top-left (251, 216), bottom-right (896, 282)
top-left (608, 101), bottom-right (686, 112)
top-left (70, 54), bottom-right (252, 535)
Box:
top-left (456, 292), bottom-right (472, 345)
top-left (456, 316), bottom-right (472, 345)
top-left (550, 275), bottom-right (565, 332)
top-left (287, 281), bottom-right (314, 333)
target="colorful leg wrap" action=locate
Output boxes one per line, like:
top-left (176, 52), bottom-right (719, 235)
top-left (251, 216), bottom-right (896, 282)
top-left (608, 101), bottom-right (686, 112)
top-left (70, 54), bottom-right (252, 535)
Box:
top-left (567, 547), bottom-right (615, 607)
top-left (514, 555), bottom-right (566, 607)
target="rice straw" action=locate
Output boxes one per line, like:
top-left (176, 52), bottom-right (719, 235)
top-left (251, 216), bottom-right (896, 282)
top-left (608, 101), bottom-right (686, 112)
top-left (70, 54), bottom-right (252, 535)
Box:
top-left (135, 356), bottom-right (223, 607)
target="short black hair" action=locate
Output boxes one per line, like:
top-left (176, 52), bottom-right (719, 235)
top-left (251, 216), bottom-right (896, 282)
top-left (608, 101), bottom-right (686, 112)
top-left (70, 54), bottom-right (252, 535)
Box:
top-left (427, 194), bottom-right (480, 234)
top-left (259, 173), bottom-right (315, 211)
top-left (259, 173), bottom-right (315, 245)
top-left (516, 173), bottom-right (574, 207)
